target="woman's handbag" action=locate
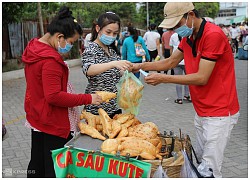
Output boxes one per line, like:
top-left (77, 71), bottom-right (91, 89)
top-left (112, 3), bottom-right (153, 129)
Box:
top-left (135, 43), bottom-right (146, 57)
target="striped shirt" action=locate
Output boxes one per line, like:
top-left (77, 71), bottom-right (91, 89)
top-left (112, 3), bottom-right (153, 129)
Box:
top-left (82, 41), bottom-right (121, 116)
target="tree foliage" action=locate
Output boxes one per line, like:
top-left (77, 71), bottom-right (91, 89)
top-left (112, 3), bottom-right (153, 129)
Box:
top-left (193, 2), bottom-right (220, 18)
top-left (3, 2), bottom-right (220, 28)
top-left (20, 2), bottom-right (60, 21)
top-left (2, 3), bottom-right (26, 26)
top-left (62, 2), bottom-right (137, 28)
top-left (138, 2), bottom-right (165, 28)
top-left (137, 2), bottom-right (219, 28)
top-left (2, 2), bottom-right (60, 25)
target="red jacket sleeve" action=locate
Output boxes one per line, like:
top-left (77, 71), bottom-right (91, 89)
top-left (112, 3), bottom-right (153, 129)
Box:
top-left (42, 61), bottom-right (92, 107)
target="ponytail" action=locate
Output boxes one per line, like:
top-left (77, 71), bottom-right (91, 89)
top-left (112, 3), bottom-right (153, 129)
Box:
top-left (47, 6), bottom-right (83, 38)
top-left (127, 26), bottom-right (138, 42)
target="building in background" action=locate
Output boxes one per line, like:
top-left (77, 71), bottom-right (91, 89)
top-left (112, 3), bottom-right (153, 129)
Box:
top-left (215, 2), bottom-right (248, 25)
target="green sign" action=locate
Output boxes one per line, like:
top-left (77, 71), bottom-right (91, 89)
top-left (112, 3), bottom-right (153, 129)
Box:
top-left (229, 15), bottom-right (246, 24)
top-left (52, 147), bottom-right (151, 178)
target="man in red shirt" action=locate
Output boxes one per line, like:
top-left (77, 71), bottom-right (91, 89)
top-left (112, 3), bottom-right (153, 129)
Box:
top-left (133, 2), bottom-right (240, 178)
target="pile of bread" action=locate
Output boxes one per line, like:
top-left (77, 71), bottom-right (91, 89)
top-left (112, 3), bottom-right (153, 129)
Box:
top-left (78, 108), bottom-right (165, 160)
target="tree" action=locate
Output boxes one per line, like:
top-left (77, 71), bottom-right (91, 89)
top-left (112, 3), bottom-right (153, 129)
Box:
top-left (137, 2), bottom-right (220, 29)
top-left (194, 2), bottom-right (220, 18)
top-left (2, 3), bottom-right (26, 26)
top-left (37, 2), bottom-right (44, 36)
top-left (3, 2), bottom-right (60, 24)
top-left (63, 2), bottom-right (137, 28)
top-left (147, 2), bottom-right (166, 26)
top-left (21, 2), bottom-right (60, 21)
top-left (136, 2), bottom-right (167, 29)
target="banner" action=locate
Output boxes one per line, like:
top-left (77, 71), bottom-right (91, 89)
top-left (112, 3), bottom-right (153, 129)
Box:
top-left (52, 147), bottom-right (151, 178)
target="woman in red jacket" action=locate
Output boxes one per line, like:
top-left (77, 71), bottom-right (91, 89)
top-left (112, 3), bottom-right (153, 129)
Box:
top-left (22, 6), bottom-right (102, 178)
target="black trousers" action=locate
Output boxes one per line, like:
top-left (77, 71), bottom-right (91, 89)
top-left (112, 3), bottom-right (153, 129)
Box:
top-left (147, 49), bottom-right (158, 73)
top-left (163, 48), bottom-right (174, 75)
top-left (148, 49), bottom-right (158, 62)
top-left (27, 130), bottom-right (72, 178)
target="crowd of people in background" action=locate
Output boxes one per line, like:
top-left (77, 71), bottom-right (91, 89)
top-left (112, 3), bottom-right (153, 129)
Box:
top-left (219, 22), bottom-right (248, 58)
top-left (78, 19), bottom-right (248, 104)
top-left (80, 20), bottom-right (248, 62)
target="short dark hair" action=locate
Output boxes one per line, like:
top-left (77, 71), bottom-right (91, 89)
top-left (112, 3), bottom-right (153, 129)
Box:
top-left (47, 6), bottom-right (83, 38)
top-left (150, 23), bottom-right (157, 30)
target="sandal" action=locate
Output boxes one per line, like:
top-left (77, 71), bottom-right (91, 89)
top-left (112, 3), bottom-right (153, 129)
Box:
top-left (184, 96), bottom-right (192, 102)
top-left (174, 99), bottom-right (183, 104)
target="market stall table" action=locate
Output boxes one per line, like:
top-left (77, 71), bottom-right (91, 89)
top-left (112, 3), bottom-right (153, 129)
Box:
top-left (51, 132), bottom-right (152, 178)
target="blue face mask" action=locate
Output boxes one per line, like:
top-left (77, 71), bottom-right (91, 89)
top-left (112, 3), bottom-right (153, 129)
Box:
top-left (175, 17), bottom-right (193, 37)
top-left (99, 34), bottom-right (116, 45)
top-left (58, 40), bottom-right (73, 54)
top-left (163, 29), bottom-right (168, 32)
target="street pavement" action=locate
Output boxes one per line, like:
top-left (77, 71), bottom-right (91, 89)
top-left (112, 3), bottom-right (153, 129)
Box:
top-left (2, 58), bottom-right (248, 178)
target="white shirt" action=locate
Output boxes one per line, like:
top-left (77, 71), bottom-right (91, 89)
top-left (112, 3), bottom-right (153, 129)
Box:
top-left (84, 33), bottom-right (92, 48)
top-left (230, 27), bottom-right (240, 39)
top-left (143, 31), bottom-right (160, 51)
top-left (169, 33), bottom-right (184, 65)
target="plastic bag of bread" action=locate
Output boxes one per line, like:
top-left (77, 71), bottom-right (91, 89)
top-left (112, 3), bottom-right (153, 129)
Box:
top-left (116, 70), bottom-right (144, 115)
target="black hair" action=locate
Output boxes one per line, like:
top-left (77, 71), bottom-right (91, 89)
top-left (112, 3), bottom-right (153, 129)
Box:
top-left (47, 6), bottom-right (83, 38)
top-left (91, 12), bottom-right (121, 53)
top-left (183, 9), bottom-right (200, 19)
top-left (219, 24), bottom-right (224, 28)
top-left (150, 23), bottom-right (157, 30)
top-left (127, 26), bottom-right (139, 42)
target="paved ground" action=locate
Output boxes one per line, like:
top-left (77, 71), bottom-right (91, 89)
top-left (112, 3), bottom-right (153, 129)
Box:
top-left (2, 58), bottom-right (248, 178)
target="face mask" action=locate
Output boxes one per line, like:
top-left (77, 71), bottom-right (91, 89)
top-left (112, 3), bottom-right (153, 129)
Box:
top-left (175, 16), bottom-right (193, 37)
top-left (58, 40), bottom-right (73, 54)
top-left (163, 29), bottom-right (168, 32)
top-left (99, 33), bottom-right (116, 45)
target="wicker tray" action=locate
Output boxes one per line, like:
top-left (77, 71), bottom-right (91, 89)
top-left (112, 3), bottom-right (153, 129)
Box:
top-left (142, 134), bottom-right (192, 178)
top-left (143, 151), bottom-right (184, 178)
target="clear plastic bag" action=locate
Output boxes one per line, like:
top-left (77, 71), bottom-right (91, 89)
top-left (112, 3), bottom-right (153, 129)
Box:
top-left (152, 165), bottom-right (168, 178)
top-left (180, 150), bottom-right (198, 178)
top-left (116, 70), bottom-right (144, 115)
top-left (197, 160), bottom-right (213, 177)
